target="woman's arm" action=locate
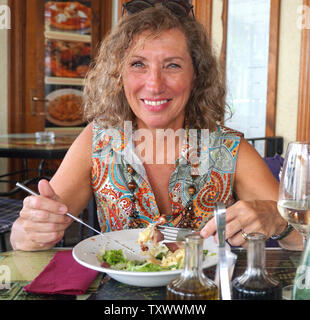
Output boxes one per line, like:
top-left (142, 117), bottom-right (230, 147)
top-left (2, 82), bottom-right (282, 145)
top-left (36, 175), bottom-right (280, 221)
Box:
top-left (49, 122), bottom-right (94, 215)
top-left (10, 122), bottom-right (94, 251)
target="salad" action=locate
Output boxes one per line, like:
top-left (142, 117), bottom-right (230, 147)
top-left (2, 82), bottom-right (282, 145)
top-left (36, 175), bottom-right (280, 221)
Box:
top-left (97, 248), bottom-right (184, 272)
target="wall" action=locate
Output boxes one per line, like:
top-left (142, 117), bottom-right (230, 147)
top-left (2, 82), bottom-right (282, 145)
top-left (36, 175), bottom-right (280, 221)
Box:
top-left (276, 0), bottom-right (302, 151)
top-left (0, 0), bottom-right (8, 136)
top-left (0, 0), bottom-right (8, 179)
top-left (211, 0), bottom-right (302, 154)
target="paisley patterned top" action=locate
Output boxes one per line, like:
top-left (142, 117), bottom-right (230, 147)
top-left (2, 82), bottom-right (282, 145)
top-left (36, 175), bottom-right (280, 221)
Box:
top-left (91, 121), bottom-right (243, 233)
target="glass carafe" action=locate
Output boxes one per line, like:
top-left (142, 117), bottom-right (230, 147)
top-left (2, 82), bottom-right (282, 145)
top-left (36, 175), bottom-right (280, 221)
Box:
top-left (166, 233), bottom-right (218, 300)
top-left (232, 232), bottom-right (282, 300)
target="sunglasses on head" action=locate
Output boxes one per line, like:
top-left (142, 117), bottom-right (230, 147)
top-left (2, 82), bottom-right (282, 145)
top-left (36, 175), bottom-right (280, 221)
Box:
top-left (122, 0), bottom-right (195, 18)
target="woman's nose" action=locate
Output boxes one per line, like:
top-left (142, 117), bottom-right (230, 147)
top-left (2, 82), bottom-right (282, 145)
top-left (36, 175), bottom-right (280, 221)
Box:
top-left (144, 67), bottom-right (166, 94)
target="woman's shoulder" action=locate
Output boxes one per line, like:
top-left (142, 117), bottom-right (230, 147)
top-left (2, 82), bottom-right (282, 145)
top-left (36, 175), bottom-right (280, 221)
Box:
top-left (208, 125), bottom-right (244, 148)
top-left (216, 125), bottom-right (244, 138)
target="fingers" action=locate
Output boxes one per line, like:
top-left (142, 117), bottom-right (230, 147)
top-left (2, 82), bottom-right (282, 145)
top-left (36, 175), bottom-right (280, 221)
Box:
top-left (22, 218), bottom-right (70, 234)
top-left (200, 207), bottom-right (243, 239)
top-left (227, 230), bottom-right (248, 248)
top-left (200, 216), bottom-right (247, 247)
top-left (200, 200), bottom-right (262, 247)
top-left (21, 196), bottom-right (69, 224)
top-left (200, 217), bottom-right (216, 239)
top-left (200, 200), bottom-right (279, 248)
top-left (38, 179), bottom-right (58, 200)
top-left (11, 216), bottom-right (66, 251)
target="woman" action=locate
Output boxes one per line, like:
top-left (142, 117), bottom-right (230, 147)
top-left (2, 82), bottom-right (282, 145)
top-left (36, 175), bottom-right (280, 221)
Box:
top-left (10, 4), bottom-right (302, 251)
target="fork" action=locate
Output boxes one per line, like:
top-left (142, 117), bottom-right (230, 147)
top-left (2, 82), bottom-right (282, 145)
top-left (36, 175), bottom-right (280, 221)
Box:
top-left (214, 202), bottom-right (231, 300)
top-left (157, 225), bottom-right (196, 242)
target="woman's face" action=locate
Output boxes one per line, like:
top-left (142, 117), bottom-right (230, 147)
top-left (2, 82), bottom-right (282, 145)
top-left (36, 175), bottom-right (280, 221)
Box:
top-left (122, 28), bottom-right (195, 131)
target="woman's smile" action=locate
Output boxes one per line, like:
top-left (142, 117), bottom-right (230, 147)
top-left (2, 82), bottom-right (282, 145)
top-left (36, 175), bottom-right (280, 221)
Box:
top-left (141, 98), bottom-right (172, 111)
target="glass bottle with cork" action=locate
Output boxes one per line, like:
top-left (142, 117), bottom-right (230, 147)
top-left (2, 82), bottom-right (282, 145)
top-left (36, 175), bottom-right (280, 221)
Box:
top-left (232, 232), bottom-right (282, 300)
top-left (166, 233), bottom-right (218, 300)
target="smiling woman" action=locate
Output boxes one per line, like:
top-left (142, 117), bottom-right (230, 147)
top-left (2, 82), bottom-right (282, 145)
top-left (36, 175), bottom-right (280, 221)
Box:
top-left (122, 28), bottom-right (194, 131)
top-left (10, 3), bottom-right (302, 253)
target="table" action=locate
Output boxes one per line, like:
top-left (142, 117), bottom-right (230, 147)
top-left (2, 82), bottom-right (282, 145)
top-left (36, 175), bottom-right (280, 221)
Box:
top-left (0, 132), bottom-right (78, 160)
top-left (0, 132), bottom-right (79, 194)
top-left (0, 247), bottom-right (302, 301)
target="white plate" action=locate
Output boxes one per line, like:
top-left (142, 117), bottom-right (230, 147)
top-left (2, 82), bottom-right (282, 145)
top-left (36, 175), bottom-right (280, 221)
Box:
top-left (72, 228), bottom-right (219, 287)
top-left (45, 88), bottom-right (84, 126)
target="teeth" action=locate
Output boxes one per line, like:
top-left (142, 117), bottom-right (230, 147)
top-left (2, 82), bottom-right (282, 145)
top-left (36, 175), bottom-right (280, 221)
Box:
top-left (144, 99), bottom-right (169, 106)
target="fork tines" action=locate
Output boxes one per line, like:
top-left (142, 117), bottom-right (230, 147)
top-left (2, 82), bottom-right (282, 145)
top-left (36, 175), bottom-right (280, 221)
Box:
top-left (157, 225), bottom-right (195, 242)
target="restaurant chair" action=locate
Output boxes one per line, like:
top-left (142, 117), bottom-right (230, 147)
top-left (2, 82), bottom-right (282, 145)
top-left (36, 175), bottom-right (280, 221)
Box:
top-left (246, 136), bottom-right (284, 181)
top-left (0, 170), bottom-right (49, 252)
top-left (78, 197), bottom-right (99, 241)
top-left (246, 136), bottom-right (283, 158)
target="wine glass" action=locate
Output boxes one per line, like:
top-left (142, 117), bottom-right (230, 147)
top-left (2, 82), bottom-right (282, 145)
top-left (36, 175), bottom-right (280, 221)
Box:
top-left (278, 142), bottom-right (310, 246)
top-left (277, 141), bottom-right (310, 299)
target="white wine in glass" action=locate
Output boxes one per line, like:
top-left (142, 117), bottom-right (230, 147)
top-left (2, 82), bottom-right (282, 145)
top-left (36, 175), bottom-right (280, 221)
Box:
top-left (277, 200), bottom-right (310, 239)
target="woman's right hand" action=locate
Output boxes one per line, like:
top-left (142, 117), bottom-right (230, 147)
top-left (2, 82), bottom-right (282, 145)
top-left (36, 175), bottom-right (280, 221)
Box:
top-left (10, 179), bottom-right (72, 251)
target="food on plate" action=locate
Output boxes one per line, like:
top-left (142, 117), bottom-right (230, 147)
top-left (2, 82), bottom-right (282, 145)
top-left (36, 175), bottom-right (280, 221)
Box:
top-left (97, 249), bottom-right (175, 272)
top-left (45, 1), bottom-right (91, 31)
top-left (48, 93), bottom-right (83, 122)
top-left (96, 225), bottom-right (215, 272)
top-left (45, 39), bottom-right (91, 78)
top-left (97, 246), bottom-right (185, 272)
top-left (138, 223), bottom-right (164, 251)
top-left (97, 225), bottom-right (184, 272)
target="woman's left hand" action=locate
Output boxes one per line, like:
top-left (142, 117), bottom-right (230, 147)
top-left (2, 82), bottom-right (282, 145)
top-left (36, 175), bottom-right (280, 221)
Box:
top-left (200, 200), bottom-right (287, 247)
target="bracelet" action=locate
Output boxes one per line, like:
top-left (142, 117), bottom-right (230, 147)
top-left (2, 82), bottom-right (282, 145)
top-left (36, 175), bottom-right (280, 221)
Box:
top-left (270, 223), bottom-right (294, 240)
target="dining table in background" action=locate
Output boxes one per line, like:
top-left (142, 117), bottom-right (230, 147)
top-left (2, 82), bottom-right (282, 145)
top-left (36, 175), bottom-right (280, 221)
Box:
top-left (0, 131), bottom-right (80, 192)
top-left (0, 247), bottom-right (302, 301)
top-left (0, 131), bottom-right (79, 164)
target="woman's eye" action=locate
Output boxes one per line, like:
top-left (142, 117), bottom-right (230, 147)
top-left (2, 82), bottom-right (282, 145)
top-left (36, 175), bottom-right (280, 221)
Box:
top-left (131, 61), bottom-right (144, 68)
top-left (167, 63), bottom-right (181, 69)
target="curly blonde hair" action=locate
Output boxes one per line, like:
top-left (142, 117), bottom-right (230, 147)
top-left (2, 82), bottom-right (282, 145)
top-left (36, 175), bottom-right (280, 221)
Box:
top-left (83, 6), bottom-right (226, 130)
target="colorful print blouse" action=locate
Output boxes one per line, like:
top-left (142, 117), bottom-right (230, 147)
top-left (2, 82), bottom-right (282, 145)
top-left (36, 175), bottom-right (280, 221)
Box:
top-left (91, 122), bottom-right (243, 232)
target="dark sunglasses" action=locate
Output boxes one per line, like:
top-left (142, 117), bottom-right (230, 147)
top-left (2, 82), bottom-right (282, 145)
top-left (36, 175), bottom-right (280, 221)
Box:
top-left (122, 0), bottom-right (194, 18)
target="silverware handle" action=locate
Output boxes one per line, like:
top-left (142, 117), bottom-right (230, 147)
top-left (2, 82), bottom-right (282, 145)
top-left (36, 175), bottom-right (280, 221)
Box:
top-left (215, 202), bottom-right (226, 247)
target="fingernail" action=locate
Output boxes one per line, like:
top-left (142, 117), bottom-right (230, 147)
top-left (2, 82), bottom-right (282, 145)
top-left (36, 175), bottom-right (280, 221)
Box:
top-left (58, 205), bottom-right (67, 214)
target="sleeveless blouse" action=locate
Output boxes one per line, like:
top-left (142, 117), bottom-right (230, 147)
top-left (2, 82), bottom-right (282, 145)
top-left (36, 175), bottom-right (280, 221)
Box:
top-left (91, 122), bottom-right (243, 233)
